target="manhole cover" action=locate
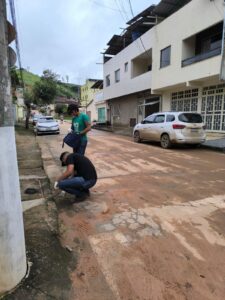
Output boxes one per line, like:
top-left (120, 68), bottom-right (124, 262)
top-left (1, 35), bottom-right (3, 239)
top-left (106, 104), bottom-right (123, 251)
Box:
top-left (24, 188), bottom-right (39, 195)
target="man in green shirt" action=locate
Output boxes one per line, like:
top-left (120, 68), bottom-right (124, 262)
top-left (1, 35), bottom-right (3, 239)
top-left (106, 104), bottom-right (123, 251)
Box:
top-left (67, 104), bottom-right (91, 155)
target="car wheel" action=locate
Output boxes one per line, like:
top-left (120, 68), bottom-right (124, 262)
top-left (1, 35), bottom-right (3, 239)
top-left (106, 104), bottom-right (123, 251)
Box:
top-left (160, 134), bottom-right (171, 149)
top-left (134, 131), bottom-right (141, 143)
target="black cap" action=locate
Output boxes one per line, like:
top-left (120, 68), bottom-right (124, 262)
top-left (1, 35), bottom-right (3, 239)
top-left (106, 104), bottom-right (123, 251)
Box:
top-left (60, 152), bottom-right (69, 166)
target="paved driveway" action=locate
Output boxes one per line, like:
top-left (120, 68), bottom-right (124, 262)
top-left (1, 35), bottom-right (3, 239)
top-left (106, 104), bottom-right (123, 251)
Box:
top-left (38, 123), bottom-right (225, 300)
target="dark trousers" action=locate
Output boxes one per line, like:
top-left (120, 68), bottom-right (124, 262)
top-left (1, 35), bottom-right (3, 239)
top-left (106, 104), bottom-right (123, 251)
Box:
top-left (73, 140), bottom-right (87, 155)
top-left (58, 176), bottom-right (96, 197)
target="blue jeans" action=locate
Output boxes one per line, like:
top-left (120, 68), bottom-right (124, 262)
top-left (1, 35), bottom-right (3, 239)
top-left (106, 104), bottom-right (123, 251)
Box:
top-left (58, 177), bottom-right (96, 197)
top-left (73, 139), bottom-right (87, 155)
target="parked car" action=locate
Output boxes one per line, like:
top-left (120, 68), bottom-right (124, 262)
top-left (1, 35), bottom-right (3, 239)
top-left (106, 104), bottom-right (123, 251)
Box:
top-left (34, 116), bottom-right (60, 135)
top-left (133, 112), bottom-right (206, 149)
top-left (32, 114), bottom-right (42, 126)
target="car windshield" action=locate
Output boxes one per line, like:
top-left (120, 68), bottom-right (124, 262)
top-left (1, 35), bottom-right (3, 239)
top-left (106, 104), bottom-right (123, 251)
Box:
top-left (38, 118), bottom-right (54, 123)
top-left (33, 115), bottom-right (41, 119)
top-left (178, 113), bottom-right (202, 123)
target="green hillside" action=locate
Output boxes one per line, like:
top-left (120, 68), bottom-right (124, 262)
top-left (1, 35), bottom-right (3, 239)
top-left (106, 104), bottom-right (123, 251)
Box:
top-left (17, 69), bottom-right (80, 99)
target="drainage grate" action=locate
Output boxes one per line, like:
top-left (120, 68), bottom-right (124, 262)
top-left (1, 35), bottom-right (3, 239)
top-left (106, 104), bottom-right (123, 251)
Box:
top-left (24, 188), bottom-right (39, 195)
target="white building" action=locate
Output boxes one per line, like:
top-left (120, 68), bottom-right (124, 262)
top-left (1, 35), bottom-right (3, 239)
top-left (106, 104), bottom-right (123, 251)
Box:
top-left (103, 0), bottom-right (225, 133)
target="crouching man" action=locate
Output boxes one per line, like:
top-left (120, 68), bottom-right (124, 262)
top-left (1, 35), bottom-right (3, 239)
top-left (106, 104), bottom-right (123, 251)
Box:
top-left (55, 151), bottom-right (97, 202)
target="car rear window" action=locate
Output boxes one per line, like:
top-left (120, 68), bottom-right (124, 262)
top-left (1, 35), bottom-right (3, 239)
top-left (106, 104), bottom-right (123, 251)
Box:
top-left (178, 113), bottom-right (202, 123)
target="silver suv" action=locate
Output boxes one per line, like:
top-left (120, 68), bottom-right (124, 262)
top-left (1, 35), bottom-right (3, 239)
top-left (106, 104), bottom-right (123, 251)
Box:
top-left (133, 112), bottom-right (206, 149)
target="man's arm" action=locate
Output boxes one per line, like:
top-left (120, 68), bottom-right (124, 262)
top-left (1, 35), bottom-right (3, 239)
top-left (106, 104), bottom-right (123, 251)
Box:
top-left (80, 120), bottom-right (91, 135)
top-left (57, 164), bottom-right (74, 182)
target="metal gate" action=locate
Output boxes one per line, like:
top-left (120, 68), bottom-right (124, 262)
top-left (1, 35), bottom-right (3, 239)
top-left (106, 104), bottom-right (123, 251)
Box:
top-left (201, 85), bottom-right (225, 131)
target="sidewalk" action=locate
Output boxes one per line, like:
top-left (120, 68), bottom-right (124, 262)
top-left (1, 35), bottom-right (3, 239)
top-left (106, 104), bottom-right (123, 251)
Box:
top-left (203, 133), bottom-right (225, 152)
top-left (3, 125), bottom-right (76, 300)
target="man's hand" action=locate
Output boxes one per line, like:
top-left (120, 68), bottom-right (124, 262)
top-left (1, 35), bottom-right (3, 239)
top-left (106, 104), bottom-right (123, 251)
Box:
top-left (54, 181), bottom-right (59, 189)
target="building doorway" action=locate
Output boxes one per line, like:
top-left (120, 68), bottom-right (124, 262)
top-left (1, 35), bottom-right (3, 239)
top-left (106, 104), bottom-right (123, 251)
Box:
top-left (137, 97), bottom-right (160, 123)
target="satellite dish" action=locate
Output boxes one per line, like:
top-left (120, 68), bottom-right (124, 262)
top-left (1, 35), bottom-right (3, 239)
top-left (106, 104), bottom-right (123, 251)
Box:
top-left (8, 46), bottom-right (17, 67)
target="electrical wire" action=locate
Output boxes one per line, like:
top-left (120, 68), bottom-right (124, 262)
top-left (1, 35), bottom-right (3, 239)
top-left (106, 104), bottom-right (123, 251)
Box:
top-left (88, 0), bottom-right (123, 13)
top-left (127, 0), bottom-right (135, 17)
top-left (114, 0), bottom-right (128, 22)
top-left (126, 0), bottom-right (152, 60)
top-left (118, 0), bottom-right (130, 21)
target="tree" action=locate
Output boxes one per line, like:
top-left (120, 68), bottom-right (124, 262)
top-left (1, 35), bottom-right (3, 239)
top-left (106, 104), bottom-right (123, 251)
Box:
top-left (32, 69), bottom-right (58, 105)
top-left (55, 103), bottom-right (67, 115)
top-left (10, 66), bottom-right (20, 88)
top-left (24, 90), bottom-right (34, 129)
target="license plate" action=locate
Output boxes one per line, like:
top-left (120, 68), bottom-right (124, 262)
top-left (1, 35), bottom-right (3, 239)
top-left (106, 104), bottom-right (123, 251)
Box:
top-left (191, 128), bottom-right (199, 132)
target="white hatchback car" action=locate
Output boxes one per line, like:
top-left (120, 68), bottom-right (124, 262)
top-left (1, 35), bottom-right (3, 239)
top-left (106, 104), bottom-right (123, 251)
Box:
top-left (133, 112), bottom-right (206, 149)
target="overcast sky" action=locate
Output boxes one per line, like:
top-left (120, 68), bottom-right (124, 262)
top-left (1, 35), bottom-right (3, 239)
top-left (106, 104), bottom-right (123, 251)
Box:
top-left (8, 0), bottom-right (158, 85)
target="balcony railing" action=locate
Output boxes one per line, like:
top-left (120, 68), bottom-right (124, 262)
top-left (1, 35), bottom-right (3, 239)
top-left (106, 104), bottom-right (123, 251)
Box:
top-left (181, 47), bottom-right (221, 67)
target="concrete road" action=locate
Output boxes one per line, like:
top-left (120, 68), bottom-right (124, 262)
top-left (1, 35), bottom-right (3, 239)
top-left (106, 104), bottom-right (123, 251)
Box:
top-left (37, 122), bottom-right (225, 300)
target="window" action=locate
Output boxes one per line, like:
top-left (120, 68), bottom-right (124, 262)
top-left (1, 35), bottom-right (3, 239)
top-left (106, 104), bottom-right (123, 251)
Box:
top-left (124, 62), bottom-right (128, 72)
top-left (160, 46), bottom-right (171, 68)
top-left (166, 114), bottom-right (175, 122)
top-left (154, 115), bottom-right (165, 123)
top-left (143, 115), bottom-right (155, 124)
top-left (115, 69), bottom-right (120, 83)
top-left (178, 113), bottom-right (202, 123)
top-left (106, 75), bottom-right (110, 87)
top-left (171, 89), bottom-right (199, 112)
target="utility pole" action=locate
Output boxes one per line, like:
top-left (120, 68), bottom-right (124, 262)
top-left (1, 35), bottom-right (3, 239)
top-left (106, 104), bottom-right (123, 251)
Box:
top-left (0, 0), bottom-right (26, 295)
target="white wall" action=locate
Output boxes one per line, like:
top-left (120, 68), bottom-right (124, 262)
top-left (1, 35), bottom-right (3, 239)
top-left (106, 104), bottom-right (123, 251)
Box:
top-left (103, 29), bottom-right (154, 100)
top-left (151, 0), bottom-right (224, 92)
top-left (109, 94), bottom-right (138, 126)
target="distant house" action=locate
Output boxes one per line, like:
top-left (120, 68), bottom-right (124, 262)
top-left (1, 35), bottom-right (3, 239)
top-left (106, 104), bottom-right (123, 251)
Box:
top-left (80, 79), bottom-right (102, 108)
top-left (85, 80), bottom-right (109, 123)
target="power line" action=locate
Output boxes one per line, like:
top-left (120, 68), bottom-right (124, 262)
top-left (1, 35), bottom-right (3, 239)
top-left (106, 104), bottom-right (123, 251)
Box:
top-left (118, 0), bottom-right (130, 21)
top-left (114, 0), bottom-right (127, 22)
top-left (126, 0), bottom-right (152, 61)
top-left (127, 0), bottom-right (134, 17)
top-left (88, 0), bottom-right (123, 13)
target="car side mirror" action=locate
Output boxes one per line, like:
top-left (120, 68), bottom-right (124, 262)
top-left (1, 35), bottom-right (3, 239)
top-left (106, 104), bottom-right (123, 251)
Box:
top-left (141, 120), bottom-right (145, 124)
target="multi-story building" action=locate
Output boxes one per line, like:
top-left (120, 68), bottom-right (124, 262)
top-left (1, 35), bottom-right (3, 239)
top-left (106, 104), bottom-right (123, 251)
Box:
top-left (87, 80), bottom-right (109, 123)
top-left (103, 0), bottom-right (225, 133)
top-left (80, 78), bottom-right (101, 107)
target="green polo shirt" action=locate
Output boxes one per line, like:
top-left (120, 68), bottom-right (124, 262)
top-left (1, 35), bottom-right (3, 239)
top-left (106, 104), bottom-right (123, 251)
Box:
top-left (71, 113), bottom-right (90, 141)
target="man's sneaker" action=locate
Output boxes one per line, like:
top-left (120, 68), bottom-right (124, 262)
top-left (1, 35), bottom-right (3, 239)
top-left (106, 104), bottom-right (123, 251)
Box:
top-left (85, 189), bottom-right (90, 197)
top-left (73, 192), bottom-right (89, 203)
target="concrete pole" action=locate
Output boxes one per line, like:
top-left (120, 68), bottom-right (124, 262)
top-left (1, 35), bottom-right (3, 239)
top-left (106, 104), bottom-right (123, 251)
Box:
top-left (0, 0), bottom-right (26, 295)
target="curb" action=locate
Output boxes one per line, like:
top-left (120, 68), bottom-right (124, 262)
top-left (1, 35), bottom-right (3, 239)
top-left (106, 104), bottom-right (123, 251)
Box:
top-left (201, 144), bottom-right (225, 153)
